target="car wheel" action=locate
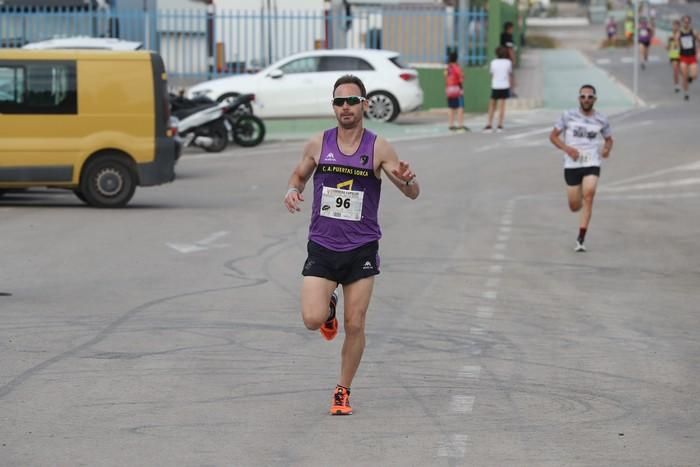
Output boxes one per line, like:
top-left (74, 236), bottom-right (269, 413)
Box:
top-left (366, 91), bottom-right (399, 122)
top-left (79, 154), bottom-right (136, 208)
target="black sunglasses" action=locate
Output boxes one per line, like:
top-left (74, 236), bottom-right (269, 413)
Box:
top-left (579, 94), bottom-right (596, 100)
top-left (332, 96), bottom-right (366, 106)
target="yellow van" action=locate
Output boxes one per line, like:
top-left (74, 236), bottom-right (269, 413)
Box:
top-left (0, 49), bottom-right (179, 207)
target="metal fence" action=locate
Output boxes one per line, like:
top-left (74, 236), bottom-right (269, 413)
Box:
top-left (0, 6), bottom-right (488, 84)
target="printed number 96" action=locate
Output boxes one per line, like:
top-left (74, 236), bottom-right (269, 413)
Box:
top-left (336, 197), bottom-right (351, 209)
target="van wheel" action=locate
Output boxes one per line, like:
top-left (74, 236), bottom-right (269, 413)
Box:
top-left (80, 155), bottom-right (136, 208)
top-left (73, 189), bottom-right (87, 204)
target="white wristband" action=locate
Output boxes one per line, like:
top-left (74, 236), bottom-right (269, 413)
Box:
top-left (286, 187), bottom-right (299, 196)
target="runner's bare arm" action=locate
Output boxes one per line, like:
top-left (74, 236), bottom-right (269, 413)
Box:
top-left (284, 134), bottom-right (322, 213)
top-left (602, 136), bottom-right (614, 158)
top-left (549, 127), bottom-right (579, 160)
top-left (375, 137), bottom-right (420, 200)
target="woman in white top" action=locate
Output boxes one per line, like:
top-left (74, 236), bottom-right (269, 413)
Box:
top-left (484, 46), bottom-right (513, 132)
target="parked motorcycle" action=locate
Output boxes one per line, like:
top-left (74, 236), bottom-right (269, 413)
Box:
top-left (170, 93), bottom-right (265, 150)
top-left (170, 95), bottom-right (230, 152)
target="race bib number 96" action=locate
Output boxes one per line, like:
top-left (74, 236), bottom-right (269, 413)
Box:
top-left (320, 186), bottom-right (364, 221)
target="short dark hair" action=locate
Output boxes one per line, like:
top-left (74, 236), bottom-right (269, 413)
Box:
top-left (503, 21), bottom-right (513, 31)
top-left (448, 51), bottom-right (458, 63)
top-left (333, 74), bottom-right (367, 98)
top-left (496, 46), bottom-right (509, 59)
top-left (579, 84), bottom-right (597, 95)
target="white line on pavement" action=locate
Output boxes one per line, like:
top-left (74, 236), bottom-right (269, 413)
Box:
top-left (504, 127), bottom-right (552, 140)
top-left (437, 434), bottom-right (469, 458)
top-left (598, 192), bottom-right (700, 200)
top-left (459, 365), bottom-right (482, 378)
top-left (167, 231), bottom-right (230, 254)
top-left (602, 177), bottom-right (700, 192)
top-left (450, 395), bottom-right (475, 413)
top-left (482, 290), bottom-right (498, 300)
top-left (605, 159), bottom-right (700, 187)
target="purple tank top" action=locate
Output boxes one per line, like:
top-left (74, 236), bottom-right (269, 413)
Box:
top-left (309, 128), bottom-right (382, 251)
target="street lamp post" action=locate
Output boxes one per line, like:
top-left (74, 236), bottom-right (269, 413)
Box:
top-left (632, 0), bottom-right (639, 106)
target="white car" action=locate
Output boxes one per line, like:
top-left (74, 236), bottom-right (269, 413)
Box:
top-left (187, 49), bottom-right (423, 122)
top-left (23, 37), bottom-right (143, 51)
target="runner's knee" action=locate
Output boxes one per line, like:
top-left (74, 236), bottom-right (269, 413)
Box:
top-left (301, 306), bottom-right (326, 330)
top-left (343, 312), bottom-right (366, 337)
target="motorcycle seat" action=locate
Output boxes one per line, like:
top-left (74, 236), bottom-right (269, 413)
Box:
top-left (172, 103), bottom-right (218, 119)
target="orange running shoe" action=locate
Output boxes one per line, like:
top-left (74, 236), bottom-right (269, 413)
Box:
top-left (319, 291), bottom-right (338, 341)
top-left (330, 386), bottom-right (352, 415)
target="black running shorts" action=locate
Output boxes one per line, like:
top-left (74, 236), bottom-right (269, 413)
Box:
top-left (564, 166), bottom-right (601, 186)
top-left (491, 88), bottom-right (510, 100)
top-left (302, 240), bottom-right (380, 285)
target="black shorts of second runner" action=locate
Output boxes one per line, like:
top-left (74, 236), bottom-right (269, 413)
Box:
top-left (302, 240), bottom-right (380, 285)
top-left (491, 88), bottom-right (510, 100)
top-left (564, 166), bottom-right (601, 186)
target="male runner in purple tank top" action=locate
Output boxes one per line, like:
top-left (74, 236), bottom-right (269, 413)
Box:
top-left (284, 75), bottom-right (420, 415)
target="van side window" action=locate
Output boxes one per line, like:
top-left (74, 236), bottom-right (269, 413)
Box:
top-left (0, 61), bottom-right (77, 115)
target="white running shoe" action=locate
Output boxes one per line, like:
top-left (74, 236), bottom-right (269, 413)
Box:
top-left (574, 241), bottom-right (587, 252)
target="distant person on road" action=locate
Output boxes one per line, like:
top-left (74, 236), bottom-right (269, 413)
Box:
top-left (638, 17), bottom-right (653, 70)
top-left (444, 50), bottom-right (467, 131)
top-left (548, 85), bottom-right (614, 252)
top-left (484, 46), bottom-right (513, 133)
top-left (606, 17), bottom-right (618, 47)
top-left (675, 15), bottom-right (700, 101)
top-left (283, 74), bottom-right (420, 415)
top-left (668, 19), bottom-right (682, 93)
top-left (500, 21), bottom-right (518, 97)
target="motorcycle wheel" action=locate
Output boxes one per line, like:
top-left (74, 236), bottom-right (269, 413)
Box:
top-left (232, 114), bottom-right (265, 148)
top-left (203, 121), bottom-right (229, 153)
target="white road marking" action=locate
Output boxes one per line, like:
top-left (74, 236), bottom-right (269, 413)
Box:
top-left (470, 327), bottom-right (486, 335)
top-left (491, 253), bottom-right (505, 260)
top-left (596, 58), bottom-right (612, 65)
top-left (504, 127), bottom-right (551, 140)
top-left (437, 434), bottom-right (469, 458)
top-left (482, 290), bottom-right (498, 300)
top-left (605, 159), bottom-right (700, 187)
top-left (459, 365), bottom-right (482, 378)
top-left (599, 192), bottom-right (700, 201)
top-left (602, 177), bottom-right (700, 192)
top-left (494, 243), bottom-right (507, 251)
top-left (489, 264), bottom-right (503, 274)
top-left (477, 309), bottom-right (494, 318)
top-left (167, 231), bottom-right (230, 254)
top-left (450, 395), bottom-right (475, 413)
top-left (499, 226), bottom-right (512, 234)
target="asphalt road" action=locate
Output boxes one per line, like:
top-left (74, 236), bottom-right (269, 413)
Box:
top-left (1, 42), bottom-right (699, 466)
